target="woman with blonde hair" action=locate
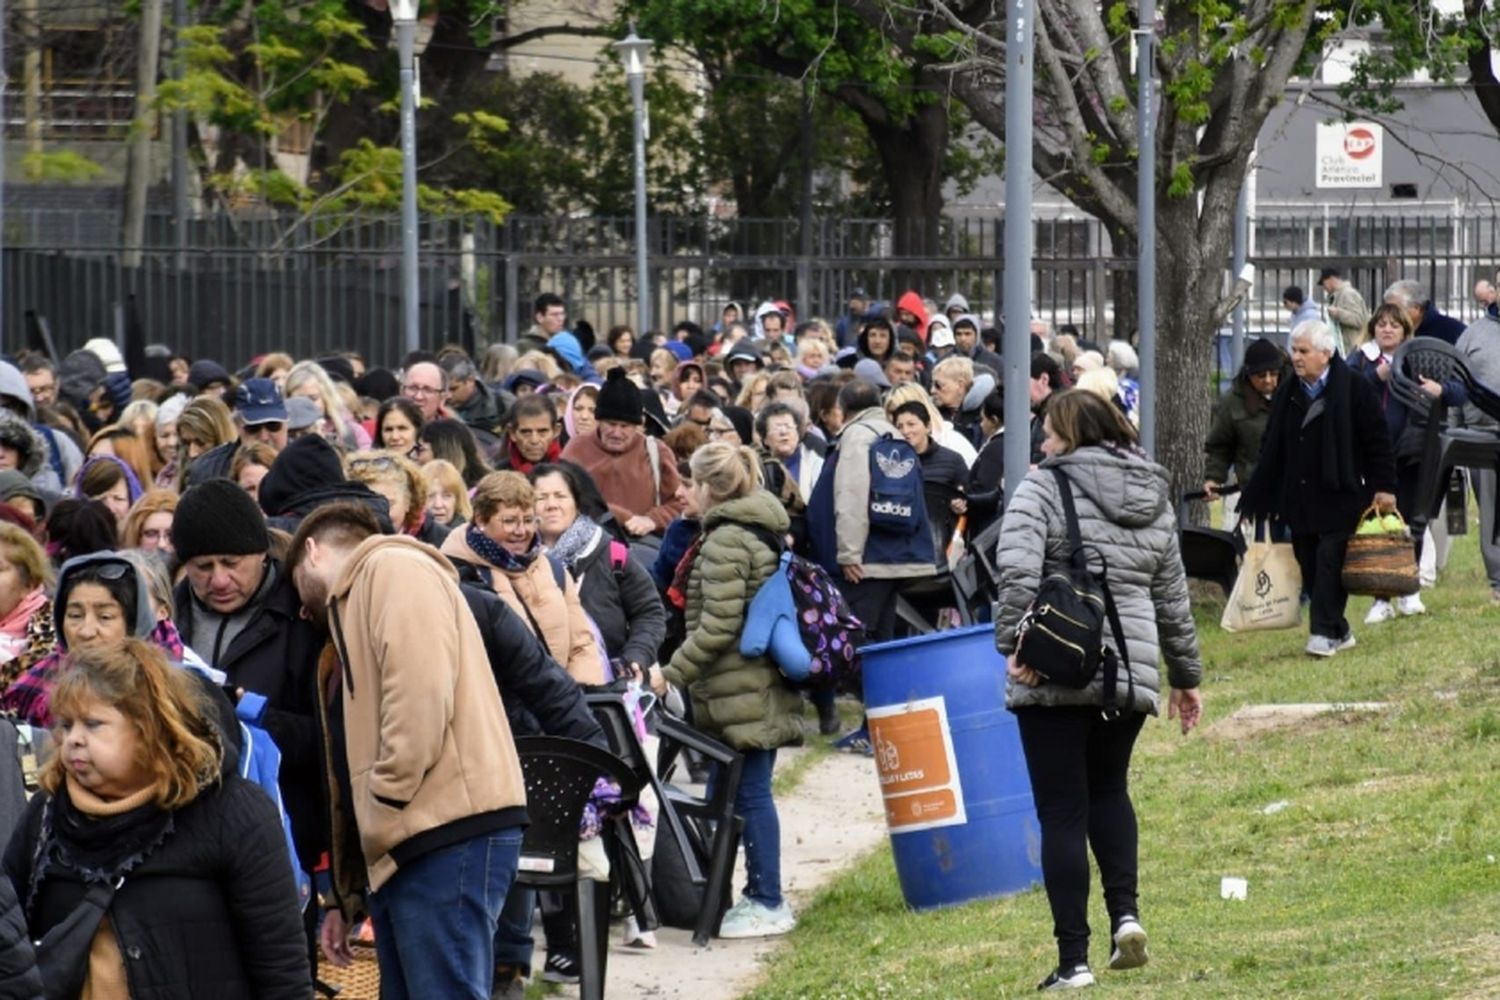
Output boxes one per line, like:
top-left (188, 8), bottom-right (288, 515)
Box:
top-left (735, 370), bottom-right (772, 413)
top-left (423, 459), bottom-right (472, 528)
top-left (884, 382), bottom-right (978, 466)
top-left (121, 489), bottom-right (179, 555)
top-left (152, 394), bottom-right (189, 488)
top-left (2, 639), bottom-right (310, 998)
top-left (173, 396), bottom-right (236, 491)
top-left (231, 442), bottom-right (279, 503)
top-left (284, 361), bottom-right (370, 452)
top-left (345, 450), bottom-right (449, 547)
top-left (441, 470), bottom-right (604, 684)
top-left (653, 441), bottom-right (802, 938)
top-left (514, 350), bottom-right (561, 382)
top-left (118, 398), bottom-right (159, 447)
top-left (0, 521), bottom-right (54, 693)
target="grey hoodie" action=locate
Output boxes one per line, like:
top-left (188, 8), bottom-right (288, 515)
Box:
top-left (994, 445), bottom-right (1202, 715)
top-left (944, 292), bottom-right (970, 315)
top-left (54, 551), bottom-right (162, 643)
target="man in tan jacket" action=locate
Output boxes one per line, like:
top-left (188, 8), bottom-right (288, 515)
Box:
top-left (288, 502), bottom-right (526, 1000)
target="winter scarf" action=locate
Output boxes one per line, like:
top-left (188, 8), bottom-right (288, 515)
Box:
top-left (504, 438), bottom-right (561, 475)
top-left (0, 618), bottom-right (188, 728)
top-left (667, 534), bottom-right (705, 612)
top-left (0, 587), bottom-right (47, 649)
top-left (464, 523), bottom-right (542, 574)
top-left (547, 515), bottom-right (604, 571)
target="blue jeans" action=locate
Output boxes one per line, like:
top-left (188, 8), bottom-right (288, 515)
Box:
top-left (368, 827), bottom-right (522, 1000)
top-left (493, 886), bottom-right (536, 973)
top-left (710, 748), bottom-right (782, 908)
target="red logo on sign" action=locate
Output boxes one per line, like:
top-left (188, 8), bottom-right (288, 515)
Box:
top-left (1345, 128), bottom-right (1376, 159)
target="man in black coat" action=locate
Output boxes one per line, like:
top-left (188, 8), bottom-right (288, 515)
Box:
top-left (1240, 320), bottom-right (1397, 658)
top-left (171, 479), bottom-right (324, 874)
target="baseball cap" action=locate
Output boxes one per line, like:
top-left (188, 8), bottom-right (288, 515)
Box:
top-left (234, 377), bottom-right (289, 425)
top-left (285, 395), bottom-right (322, 432)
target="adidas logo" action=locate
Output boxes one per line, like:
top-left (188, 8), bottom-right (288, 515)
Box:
top-left (871, 500), bottom-right (913, 517)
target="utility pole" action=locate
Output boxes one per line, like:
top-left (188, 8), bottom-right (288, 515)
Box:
top-left (1135, 0), bottom-right (1158, 455)
top-left (122, 0), bottom-right (164, 270)
top-left (1002, 0), bottom-right (1035, 496)
top-left (172, 0), bottom-right (189, 265)
top-left (797, 76), bottom-right (814, 323)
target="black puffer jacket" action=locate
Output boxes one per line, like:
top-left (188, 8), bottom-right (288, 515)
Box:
top-left (183, 441), bottom-right (237, 488)
top-left (459, 583), bottom-right (606, 747)
top-left (173, 566), bottom-right (324, 871)
top-left (0, 872), bottom-right (40, 1000)
top-left (3, 777), bottom-right (309, 1000)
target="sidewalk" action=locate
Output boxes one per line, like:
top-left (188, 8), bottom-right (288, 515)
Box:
top-left (578, 747), bottom-right (888, 1000)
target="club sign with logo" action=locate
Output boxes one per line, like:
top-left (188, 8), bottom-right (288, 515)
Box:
top-left (1315, 122), bottom-right (1383, 189)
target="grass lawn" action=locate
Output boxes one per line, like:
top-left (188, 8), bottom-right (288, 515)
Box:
top-left (742, 527), bottom-right (1500, 999)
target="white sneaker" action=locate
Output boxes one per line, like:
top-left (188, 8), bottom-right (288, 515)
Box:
top-left (1364, 600), bottom-right (1396, 624)
top-left (621, 915), bottom-right (657, 948)
top-left (1108, 917), bottom-right (1149, 971)
top-left (1396, 593), bottom-right (1427, 616)
top-left (1037, 964), bottom-right (1096, 990)
top-left (717, 897), bottom-right (796, 939)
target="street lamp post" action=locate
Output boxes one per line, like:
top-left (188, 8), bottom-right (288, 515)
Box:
top-left (391, 0), bottom-right (420, 356)
top-left (615, 26), bottom-right (652, 339)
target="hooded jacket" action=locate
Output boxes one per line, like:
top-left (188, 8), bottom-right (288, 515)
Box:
top-left (994, 446), bottom-right (1203, 715)
top-left (832, 407), bottom-right (937, 578)
top-left (548, 331), bottom-right (598, 382)
top-left (753, 301), bottom-right (788, 344)
top-left (0, 410), bottom-right (47, 482)
top-left (441, 528), bottom-right (606, 685)
top-left (953, 313), bottom-right (1003, 374)
top-left (322, 535), bottom-right (526, 891)
top-left (452, 378), bottom-right (505, 436)
top-left (896, 291), bottom-right (931, 342)
top-left (944, 292), bottom-right (970, 315)
top-left (1203, 364), bottom-right (1284, 486)
top-left (662, 490), bottom-right (805, 751)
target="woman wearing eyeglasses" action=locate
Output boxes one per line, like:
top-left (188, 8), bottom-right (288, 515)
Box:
top-left (441, 471), bottom-right (605, 686)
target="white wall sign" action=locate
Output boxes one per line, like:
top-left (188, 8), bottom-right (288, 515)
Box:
top-left (1315, 122), bottom-right (1383, 189)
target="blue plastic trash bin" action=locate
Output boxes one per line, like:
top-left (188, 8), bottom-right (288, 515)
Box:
top-left (862, 624), bottom-right (1041, 910)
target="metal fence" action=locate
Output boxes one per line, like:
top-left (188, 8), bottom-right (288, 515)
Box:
top-left (4, 206), bottom-right (1499, 367)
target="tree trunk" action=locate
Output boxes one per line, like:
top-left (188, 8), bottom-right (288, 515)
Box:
top-left (861, 100), bottom-right (948, 288)
top-left (1152, 193), bottom-right (1235, 502)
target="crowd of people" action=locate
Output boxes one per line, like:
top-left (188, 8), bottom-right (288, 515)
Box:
top-left (0, 288), bottom-right (1144, 999)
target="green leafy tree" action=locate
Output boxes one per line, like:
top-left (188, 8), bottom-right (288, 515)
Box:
top-left (625, 0), bottom-right (971, 255)
top-left (840, 0), bottom-right (1337, 497)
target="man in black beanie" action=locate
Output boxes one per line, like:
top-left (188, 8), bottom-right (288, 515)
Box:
top-left (559, 369), bottom-right (683, 539)
top-left (171, 477), bottom-right (325, 885)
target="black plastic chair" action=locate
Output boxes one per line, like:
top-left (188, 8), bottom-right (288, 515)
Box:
top-left (583, 693), bottom-right (663, 935)
top-left (1391, 338), bottom-right (1500, 541)
top-left (1178, 487), bottom-right (1246, 599)
top-left (652, 711), bottom-right (744, 945)
top-left (514, 736), bottom-right (640, 1000)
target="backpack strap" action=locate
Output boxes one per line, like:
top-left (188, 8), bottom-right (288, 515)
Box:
top-left (717, 518), bottom-right (786, 556)
top-left (1049, 468), bottom-right (1085, 555)
top-left (1051, 467), bottom-right (1134, 716)
top-left (645, 436), bottom-right (662, 506)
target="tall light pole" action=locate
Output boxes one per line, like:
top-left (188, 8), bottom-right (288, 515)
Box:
top-left (391, 0), bottom-right (420, 356)
top-left (615, 25), bottom-right (652, 338)
top-left (1002, 0), bottom-right (1035, 497)
top-left (1135, 0), bottom-right (1157, 455)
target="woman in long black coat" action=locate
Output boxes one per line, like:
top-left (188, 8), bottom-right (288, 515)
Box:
top-left (1239, 320), bottom-right (1398, 658)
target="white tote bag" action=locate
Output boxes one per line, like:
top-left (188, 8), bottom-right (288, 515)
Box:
top-left (1220, 523), bottom-right (1303, 633)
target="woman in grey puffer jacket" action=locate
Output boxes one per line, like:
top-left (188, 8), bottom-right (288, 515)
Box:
top-left (994, 389), bottom-right (1204, 991)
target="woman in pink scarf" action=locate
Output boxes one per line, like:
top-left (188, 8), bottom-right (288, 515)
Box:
top-left (0, 521), bottom-right (55, 694)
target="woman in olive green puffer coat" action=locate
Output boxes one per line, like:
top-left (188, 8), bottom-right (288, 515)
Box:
top-left (659, 442), bottom-right (803, 938)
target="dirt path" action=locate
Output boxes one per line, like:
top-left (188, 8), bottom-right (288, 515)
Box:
top-left (594, 748), bottom-right (888, 1000)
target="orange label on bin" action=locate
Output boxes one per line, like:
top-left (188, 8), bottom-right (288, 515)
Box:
top-left (868, 697), bottom-right (966, 833)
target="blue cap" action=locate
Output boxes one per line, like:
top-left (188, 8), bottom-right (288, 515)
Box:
top-left (234, 377), bottom-right (288, 425)
top-left (666, 340), bottom-right (694, 361)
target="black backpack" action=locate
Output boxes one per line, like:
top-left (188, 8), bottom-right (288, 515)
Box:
top-left (1013, 469), bottom-right (1134, 715)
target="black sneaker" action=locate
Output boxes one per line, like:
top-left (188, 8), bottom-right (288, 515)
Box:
top-left (1037, 964), bottom-right (1095, 991)
top-left (542, 951), bottom-right (580, 985)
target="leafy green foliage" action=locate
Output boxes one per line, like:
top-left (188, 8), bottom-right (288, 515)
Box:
top-left (21, 150), bottom-right (105, 183)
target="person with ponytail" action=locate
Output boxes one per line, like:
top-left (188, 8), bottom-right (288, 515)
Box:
top-left (653, 441), bottom-right (804, 939)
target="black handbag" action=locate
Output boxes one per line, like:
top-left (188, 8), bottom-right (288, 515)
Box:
top-left (35, 881), bottom-right (117, 1000)
top-left (1014, 469), bottom-right (1134, 714)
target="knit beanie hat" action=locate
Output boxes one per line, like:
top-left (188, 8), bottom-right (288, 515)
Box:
top-left (1243, 338), bottom-right (1284, 376)
top-left (173, 478), bottom-right (270, 564)
top-left (595, 369), bottom-right (643, 425)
